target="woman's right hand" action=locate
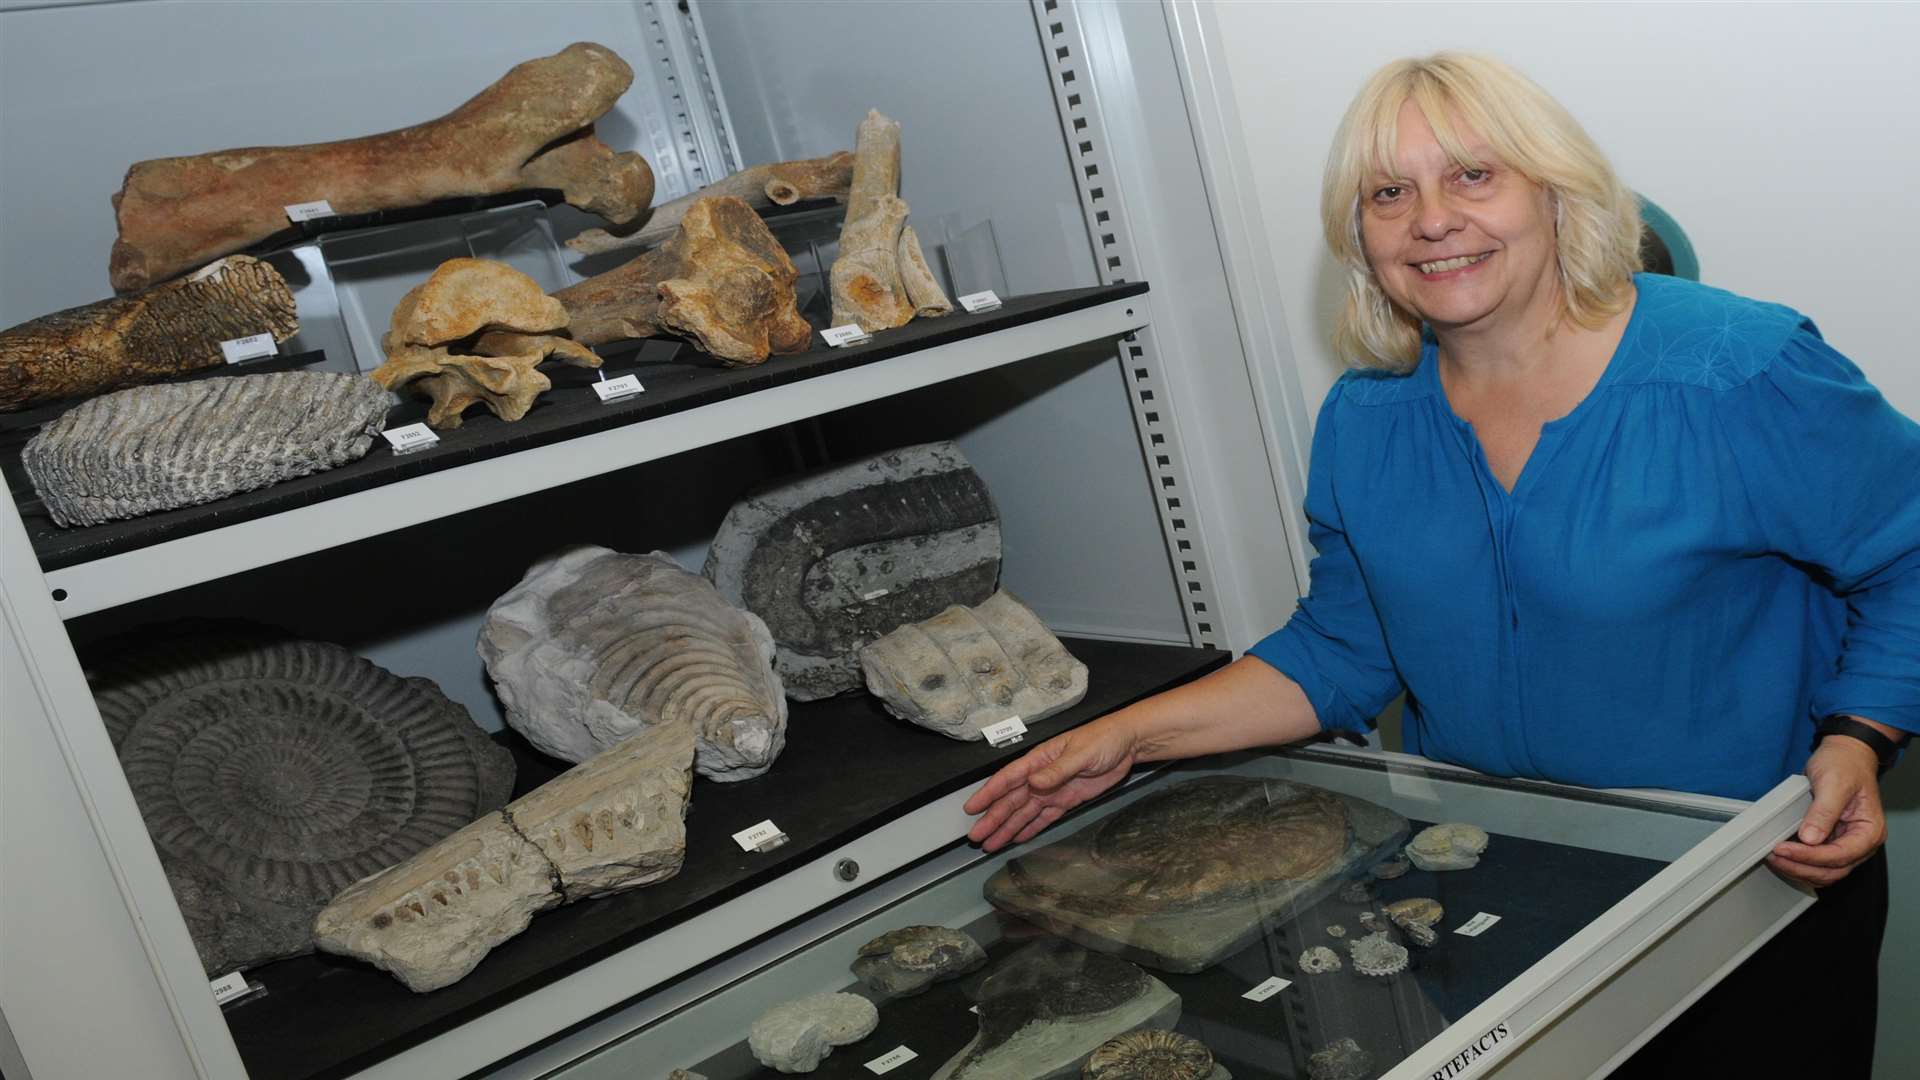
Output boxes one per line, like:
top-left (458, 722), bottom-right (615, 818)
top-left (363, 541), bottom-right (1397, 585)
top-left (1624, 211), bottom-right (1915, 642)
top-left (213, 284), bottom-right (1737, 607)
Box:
top-left (963, 715), bottom-right (1140, 852)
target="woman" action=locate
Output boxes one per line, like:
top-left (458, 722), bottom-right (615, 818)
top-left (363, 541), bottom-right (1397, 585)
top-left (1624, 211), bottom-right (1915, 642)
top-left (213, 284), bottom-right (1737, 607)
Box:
top-left (965, 52), bottom-right (1917, 1075)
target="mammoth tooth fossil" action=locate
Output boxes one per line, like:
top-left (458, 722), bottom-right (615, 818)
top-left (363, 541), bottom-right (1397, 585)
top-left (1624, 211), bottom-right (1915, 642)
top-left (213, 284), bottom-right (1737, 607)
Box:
top-left (705, 440), bottom-right (1002, 700)
top-left (480, 546), bottom-right (788, 782)
top-left (22, 369), bottom-right (390, 527)
top-left (88, 624), bottom-right (515, 976)
top-left (1083, 1029), bottom-right (1216, 1080)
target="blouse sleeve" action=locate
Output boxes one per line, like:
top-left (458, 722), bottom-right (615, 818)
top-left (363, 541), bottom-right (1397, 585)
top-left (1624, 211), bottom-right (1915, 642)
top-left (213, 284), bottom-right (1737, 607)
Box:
top-left (1716, 324), bottom-right (1920, 736)
top-left (1245, 381), bottom-right (1405, 734)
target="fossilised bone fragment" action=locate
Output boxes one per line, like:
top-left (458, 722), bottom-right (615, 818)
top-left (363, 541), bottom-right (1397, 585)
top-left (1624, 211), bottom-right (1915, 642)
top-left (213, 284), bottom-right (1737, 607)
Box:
top-left (860, 590), bottom-right (1088, 740)
top-left (23, 370), bottom-right (390, 527)
top-left (898, 224), bottom-right (955, 318)
top-left (568, 151), bottom-right (857, 255)
top-left (109, 43), bottom-right (653, 293)
top-left (91, 625), bottom-right (514, 976)
top-left (313, 720), bottom-right (694, 992)
top-left (829, 110), bottom-right (952, 331)
top-left (1082, 1029), bottom-right (1218, 1080)
top-left (370, 347), bottom-right (557, 429)
top-left (748, 992), bottom-right (879, 1074)
top-left (385, 258), bottom-right (569, 347)
top-left (0, 255), bottom-right (297, 412)
top-left (480, 547), bottom-right (788, 782)
top-left (851, 925), bottom-right (988, 997)
top-left (985, 777), bottom-right (1410, 974)
top-left (554, 196), bottom-right (811, 365)
top-left (1405, 822), bottom-right (1490, 871)
top-left (705, 441), bottom-right (1002, 700)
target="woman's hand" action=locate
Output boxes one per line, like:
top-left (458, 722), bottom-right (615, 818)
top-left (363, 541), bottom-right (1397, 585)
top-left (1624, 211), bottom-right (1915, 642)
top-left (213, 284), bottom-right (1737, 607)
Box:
top-left (963, 717), bottom-right (1139, 852)
top-left (1767, 735), bottom-right (1887, 887)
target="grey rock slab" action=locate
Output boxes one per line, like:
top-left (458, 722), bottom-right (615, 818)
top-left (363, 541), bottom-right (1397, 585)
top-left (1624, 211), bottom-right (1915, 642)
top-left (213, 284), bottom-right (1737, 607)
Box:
top-left (705, 440), bottom-right (1001, 700)
top-left (747, 992), bottom-right (879, 1073)
top-left (851, 924), bottom-right (987, 996)
top-left (860, 590), bottom-right (1088, 740)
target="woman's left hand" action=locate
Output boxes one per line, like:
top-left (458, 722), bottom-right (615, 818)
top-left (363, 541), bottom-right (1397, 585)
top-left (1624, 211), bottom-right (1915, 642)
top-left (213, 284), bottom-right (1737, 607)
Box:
top-left (1767, 736), bottom-right (1887, 887)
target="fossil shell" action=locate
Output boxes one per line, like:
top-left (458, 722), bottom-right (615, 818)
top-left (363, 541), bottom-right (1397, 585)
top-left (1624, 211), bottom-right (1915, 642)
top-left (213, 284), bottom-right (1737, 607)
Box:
top-left (1347, 930), bottom-right (1409, 977)
top-left (22, 370), bottom-right (389, 527)
top-left (1370, 854), bottom-right (1411, 880)
top-left (1308, 1037), bottom-right (1374, 1080)
top-left (1083, 1029), bottom-right (1214, 1080)
top-left (90, 624), bottom-right (514, 975)
top-left (481, 546), bottom-right (787, 781)
top-left (1298, 944), bottom-right (1342, 974)
top-left (1406, 822), bottom-right (1490, 871)
top-left (1384, 897), bottom-right (1444, 928)
top-left (852, 925), bottom-right (988, 996)
top-left (749, 992), bottom-right (878, 1073)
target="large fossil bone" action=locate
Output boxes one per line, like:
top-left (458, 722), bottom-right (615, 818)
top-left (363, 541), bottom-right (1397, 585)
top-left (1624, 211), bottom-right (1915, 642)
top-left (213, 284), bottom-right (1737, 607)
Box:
top-left (829, 110), bottom-right (952, 332)
top-left (567, 151), bottom-right (857, 256)
top-left (553, 196), bottom-right (812, 365)
top-left (0, 255), bottom-right (296, 412)
top-left (313, 719), bottom-right (694, 993)
top-left (109, 42), bottom-right (653, 293)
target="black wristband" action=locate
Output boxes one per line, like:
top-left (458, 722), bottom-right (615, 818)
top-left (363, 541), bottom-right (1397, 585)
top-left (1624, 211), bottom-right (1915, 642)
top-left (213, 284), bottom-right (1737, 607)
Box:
top-left (1814, 715), bottom-right (1902, 776)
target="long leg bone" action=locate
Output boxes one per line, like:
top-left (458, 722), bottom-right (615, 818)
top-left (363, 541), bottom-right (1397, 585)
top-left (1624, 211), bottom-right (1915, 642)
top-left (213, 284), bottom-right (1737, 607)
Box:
top-left (566, 151), bottom-right (857, 256)
top-left (109, 42), bottom-right (653, 293)
top-left (830, 110), bottom-right (952, 332)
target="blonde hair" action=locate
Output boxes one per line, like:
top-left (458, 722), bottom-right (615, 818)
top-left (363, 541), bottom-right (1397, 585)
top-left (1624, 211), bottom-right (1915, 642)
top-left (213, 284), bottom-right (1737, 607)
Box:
top-left (1322, 52), bottom-right (1642, 372)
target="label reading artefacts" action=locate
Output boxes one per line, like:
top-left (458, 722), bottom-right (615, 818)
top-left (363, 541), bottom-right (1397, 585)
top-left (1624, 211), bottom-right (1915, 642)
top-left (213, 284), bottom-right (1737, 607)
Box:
top-left (957, 289), bottom-right (1003, 313)
top-left (209, 971), bottom-right (250, 1005)
top-left (1241, 975), bottom-right (1292, 1001)
top-left (285, 199), bottom-right (336, 223)
top-left (381, 423), bottom-right (440, 455)
top-left (220, 333), bottom-right (277, 364)
top-left (821, 323), bottom-right (872, 348)
top-left (864, 1046), bottom-right (919, 1074)
top-left (592, 374), bottom-right (644, 402)
top-left (1429, 1018), bottom-right (1517, 1080)
top-left (981, 716), bottom-right (1028, 748)
top-left (732, 819), bottom-right (788, 852)
top-left (1453, 911), bottom-right (1502, 937)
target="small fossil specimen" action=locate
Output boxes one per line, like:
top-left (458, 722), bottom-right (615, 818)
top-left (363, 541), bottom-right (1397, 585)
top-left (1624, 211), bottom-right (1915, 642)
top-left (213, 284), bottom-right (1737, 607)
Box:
top-left (1356, 911), bottom-right (1379, 931)
top-left (1397, 918), bottom-right (1438, 949)
top-left (1348, 930), bottom-right (1409, 978)
top-left (1308, 1037), bottom-right (1374, 1080)
top-left (1325, 923), bottom-right (1347, 938)
top-left (1298, 945), bottom-right (1343, 974)
top-left (480, 546), bottom-right (787, 782)
top-left (852, 925), bottom-right (987, 997)
top-left (568, 151), bottom-right (856, 255)
top-left (1082, 1029), bottom-right (1214, 1080)
top-left (860, 590), bottom-right (1088, 740)
top-left (23, 370), bottom-right (389, 527)
top-left (1406, 823), bottom-right (1490, 871)
top-left (830, 110), bottom-right (952, 332)
top-left (1384, 897), bottom-right (1444, 928)
top-left (1337, 879), bottom-right (1372, 904)
top-left (1370, 854), bottom-right (1411, 880)
top-left (748, 992), bottom-right (878, 1074)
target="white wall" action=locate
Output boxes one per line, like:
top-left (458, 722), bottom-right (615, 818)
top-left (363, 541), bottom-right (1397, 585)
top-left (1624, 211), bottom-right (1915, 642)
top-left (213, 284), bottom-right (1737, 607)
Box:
top-left (1205, 2), bottom-right (1920, 1075)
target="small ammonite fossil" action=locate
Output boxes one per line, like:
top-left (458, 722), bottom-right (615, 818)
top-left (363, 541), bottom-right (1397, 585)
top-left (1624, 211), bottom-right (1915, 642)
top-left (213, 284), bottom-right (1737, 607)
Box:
top-left (1083, 1029), bottom-right (1215, 1080)
top-left (1384, 897), bottom-right (1444, 928)
top-left (1299, 945), bottom-right (1343, 974)
top-left (1348, 930), bottom-right (1410, 977)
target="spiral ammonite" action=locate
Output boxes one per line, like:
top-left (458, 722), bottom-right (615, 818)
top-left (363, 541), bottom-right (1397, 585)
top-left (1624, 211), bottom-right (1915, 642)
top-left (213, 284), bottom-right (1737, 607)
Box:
top-left (90, 625), bottom-right (515, 973)
top-left (1083, 1029), bottom-right (1215, 1080)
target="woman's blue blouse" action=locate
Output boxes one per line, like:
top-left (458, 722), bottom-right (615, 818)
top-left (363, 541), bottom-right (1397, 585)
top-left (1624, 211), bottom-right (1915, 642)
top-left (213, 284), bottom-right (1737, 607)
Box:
top-left (1248, 273), bottom-right (1920, 799)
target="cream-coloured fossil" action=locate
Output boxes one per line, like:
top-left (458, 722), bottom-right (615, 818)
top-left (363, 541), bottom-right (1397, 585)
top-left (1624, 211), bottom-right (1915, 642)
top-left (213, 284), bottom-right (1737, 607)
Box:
top-left (1083, 1029), bottom-right (1215, 1080)
top-left (567, 151), bottom-right (857, 256)
top-left (829, 110), bottom-right (953, 332)
top-left (1406, 822), bottom-right (1490, 871)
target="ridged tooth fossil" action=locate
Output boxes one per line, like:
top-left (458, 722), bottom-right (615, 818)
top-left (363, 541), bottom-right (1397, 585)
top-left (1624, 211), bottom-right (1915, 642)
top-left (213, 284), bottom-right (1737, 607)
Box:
top-left (480, 546), bottom-right (788, 782)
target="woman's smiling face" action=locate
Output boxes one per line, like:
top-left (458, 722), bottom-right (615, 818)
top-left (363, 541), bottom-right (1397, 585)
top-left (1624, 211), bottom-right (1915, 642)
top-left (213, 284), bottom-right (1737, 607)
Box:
top-left (1359, 100), bottom-right (1560, 336)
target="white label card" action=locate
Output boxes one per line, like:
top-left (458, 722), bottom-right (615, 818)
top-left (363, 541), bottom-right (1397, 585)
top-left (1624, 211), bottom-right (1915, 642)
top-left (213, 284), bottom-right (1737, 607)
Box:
top-left (1242, 975), bottom-right (1292, 1001)
top-left (381, 423), bottom-right (439, 455)
top-left (821, 324), bottom-right (872, 348)
top-left (1454, 912), bottom-right (1502, 937)
top-left (732, 819), bottom-right (786, 852)
top-left (285, 199), bottom-right (336, 222)
top-left (593, 374), bottom-right (644, 402)
top-left (958, 290), bottom-right (1003, 313)
top-left (981, 716), bottom-right (1028, 748)
top-left (220, 333), bottom-right (277, 364)
top-left (210, 971), bottom-right (250, 1004)
top-left (864, 1046), bottom-right (918, 1074)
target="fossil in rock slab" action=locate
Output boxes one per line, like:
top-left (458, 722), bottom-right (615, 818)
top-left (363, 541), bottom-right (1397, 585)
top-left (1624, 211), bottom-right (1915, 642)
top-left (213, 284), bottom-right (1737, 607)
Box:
top-left (313, 719), bottom-right (693, 992)
top-left (1298, 945), bottom-right (1342, 975)
top-left (860, 590), bottom-right (1086, 740)
top-left (89, 625), bottom-right (514, 976)
top-left (830, 110), bottom-right (952, 332)
top-left (706, 441), bottom-right (1001, 700)
top-left (568, 151), bottom-right (857, 256)
top-left (852, 924), bottom-right (988, 997)
top-left (748, 992), bottom-right (879, 1074)
top-left (555, 195), bottom-right (811, 365)
top-left (985, 777), bottom-right (1409, 974)
top-left (23, 370), bottom-right (389, 527)
top-left (932, 941), bottom-right (1180, 1080)
top-left (1082, 1029), bottom-right (1215, 1080)
top-left (1383, 897), bottom-right (1443, 928)
top-left (480, 546), bottom-right (786, 782)
top-left (1405, 822), bottom-right (1489, 872)
top-left (1347, 930), bottom-right (1409, 978)
top-left (1307, 1037), bottom-right (1374, 1080)
top-left (0, 255), bottom-right (297, 412)
top-left (109, 43), bottom-right (652, 293)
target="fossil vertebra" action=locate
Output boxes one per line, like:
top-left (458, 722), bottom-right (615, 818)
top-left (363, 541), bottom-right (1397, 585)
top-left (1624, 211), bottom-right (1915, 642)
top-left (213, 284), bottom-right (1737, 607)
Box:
top-left (748, 992), bottom-right (878, 1074)
top-left (1406, 822), bottom-right (1489, 871)
top-left (852, 924), bottom-right (987, 997)
top-left (1083, 1029), bottom-right (1214, 1080)
top-left (480, 546), bottom-right (787, 782)
top-left (23, 370), bottom-right (389, 527)
top-left (90, 625), bottom-right (514, 975)
top-left (1348, 930), bottom-right (1409, 978)
top-left (861, 591), bottom-right (1086, 740)
top-left (1298, 945), bottom-right (1342, 974)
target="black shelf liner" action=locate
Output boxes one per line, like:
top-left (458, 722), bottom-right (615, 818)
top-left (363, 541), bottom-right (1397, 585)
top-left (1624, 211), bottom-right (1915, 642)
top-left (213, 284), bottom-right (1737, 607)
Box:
top-left (2, 282), bottom-right (1148, 572)
top-left (222, 636), bottom-right (1225, 1080)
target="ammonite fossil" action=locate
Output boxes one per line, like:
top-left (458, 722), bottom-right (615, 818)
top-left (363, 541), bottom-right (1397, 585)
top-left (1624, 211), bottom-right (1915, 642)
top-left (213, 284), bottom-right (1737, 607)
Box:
top-left (1083, 1029), bottom-right (1214, 1080)
top-left (90, 624), bottom-right (515, 975)
top-left (1384, 897), bottom-right (1443, 928)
